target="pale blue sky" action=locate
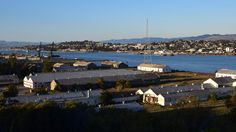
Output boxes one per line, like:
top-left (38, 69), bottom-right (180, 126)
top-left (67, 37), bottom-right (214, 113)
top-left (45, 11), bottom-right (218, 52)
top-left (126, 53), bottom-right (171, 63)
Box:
top-left (0, 0), bottom-right (236, 42)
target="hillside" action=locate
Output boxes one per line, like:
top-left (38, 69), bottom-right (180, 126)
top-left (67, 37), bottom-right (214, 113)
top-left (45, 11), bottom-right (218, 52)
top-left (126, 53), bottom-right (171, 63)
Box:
top-left (104, 34), bottom-right (236, 44)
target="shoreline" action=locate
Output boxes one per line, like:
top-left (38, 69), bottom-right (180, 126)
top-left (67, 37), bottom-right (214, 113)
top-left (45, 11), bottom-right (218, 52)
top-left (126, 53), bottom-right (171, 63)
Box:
top-left (4, 49), bottom-right (236, 57)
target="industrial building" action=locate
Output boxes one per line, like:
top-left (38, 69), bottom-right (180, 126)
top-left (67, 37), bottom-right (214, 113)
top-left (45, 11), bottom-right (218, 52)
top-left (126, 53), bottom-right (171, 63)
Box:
top-left (137, 63), bottom-right (171, 73)
top-left (24, 69), bottom-right (159, 89)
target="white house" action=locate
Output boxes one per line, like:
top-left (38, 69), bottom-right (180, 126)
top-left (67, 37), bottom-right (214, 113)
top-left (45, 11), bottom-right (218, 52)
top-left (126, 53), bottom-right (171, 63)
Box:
top-left (203, 77), bottom-right (236, 88)
top-left (137, 63), bottom-right (171, 73)
top-left (216, 69), bottom-right (236, 79)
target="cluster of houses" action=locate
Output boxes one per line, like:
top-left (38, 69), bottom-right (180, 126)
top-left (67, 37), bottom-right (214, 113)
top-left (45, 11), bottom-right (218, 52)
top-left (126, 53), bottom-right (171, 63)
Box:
top-left (136, 70), bottom-right (236, 106)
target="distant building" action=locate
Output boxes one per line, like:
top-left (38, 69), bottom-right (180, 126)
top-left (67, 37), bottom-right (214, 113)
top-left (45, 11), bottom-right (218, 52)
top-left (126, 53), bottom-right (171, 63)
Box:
top-left (53, 63), bottom-right (65, 68)
top-left (216, 69), bottom-right (236, 79)
top-left (24, 69), bottom-right (159, 89)
top-left (101, 61), bottom-right (128, 69)
top-left (53, 65), bottom-right (86, 72)
top-left (137, 63), bottom-right (171, 73)
top-left (73, 61), bottom-right (97, 69)
top-left (0, 74), bottom-right (19, 86)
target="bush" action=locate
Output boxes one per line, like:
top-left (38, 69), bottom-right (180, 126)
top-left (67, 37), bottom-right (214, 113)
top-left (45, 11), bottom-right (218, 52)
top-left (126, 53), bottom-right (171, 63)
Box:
top-left (3, 85), bottom-right (18, 98)
top-left (100, 91), bottom-right (113, 106)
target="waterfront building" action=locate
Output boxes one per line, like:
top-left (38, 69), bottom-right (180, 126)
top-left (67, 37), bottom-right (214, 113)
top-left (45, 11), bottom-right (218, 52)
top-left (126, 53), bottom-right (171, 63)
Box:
top-left (137, 63), bottom-right (171, 73)
top-left (101, 60), bottom-right (128, 69)
top-left (216, 69), bottom-right (236, 79)
top-left (73, 60), bottom-right (97, 69)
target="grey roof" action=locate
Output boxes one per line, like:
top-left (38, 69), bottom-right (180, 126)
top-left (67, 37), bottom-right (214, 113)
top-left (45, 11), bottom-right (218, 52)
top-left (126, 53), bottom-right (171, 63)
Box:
top-left (217, 69), bottom-right (236, 75)
top-left (211, 77), bottom-right (234, 86)
top-left (161, 87), bottom-right (234, 98)
top-left (27, 69), bottom-right (158, 83)
top-left (0, 75), bottom-right (19, 83)
top-left (73, 61), bottom-right (96, 67)
top-left (150, 85), bottom-right (202, 95)
top-left (55, 72), bottom-right (158, 85)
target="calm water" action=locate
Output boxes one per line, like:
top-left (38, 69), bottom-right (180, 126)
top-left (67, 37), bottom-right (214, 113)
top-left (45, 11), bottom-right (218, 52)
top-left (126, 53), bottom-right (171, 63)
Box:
top-left (1, 50), bottom-right (236, 73)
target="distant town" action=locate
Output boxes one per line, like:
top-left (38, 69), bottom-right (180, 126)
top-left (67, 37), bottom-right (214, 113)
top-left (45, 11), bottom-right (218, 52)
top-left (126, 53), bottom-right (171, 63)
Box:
top-left (11, 39), bottom-right (236, 56)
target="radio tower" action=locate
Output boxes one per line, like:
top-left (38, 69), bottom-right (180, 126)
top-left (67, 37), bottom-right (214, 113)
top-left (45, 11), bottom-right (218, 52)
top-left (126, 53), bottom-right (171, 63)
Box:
top-left (144, 19), bottom-right (152, 64)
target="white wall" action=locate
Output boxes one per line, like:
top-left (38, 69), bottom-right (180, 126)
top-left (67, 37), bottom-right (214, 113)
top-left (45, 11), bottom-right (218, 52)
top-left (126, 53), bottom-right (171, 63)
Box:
top-left (203, 78), bottom-right (219, 88)
top-left (216, 73), bottom-right (236, 79)
top-left (157, 94), bottom-right (165, 106)
top-left (137, 66), bottom-right (171, 73)
top-left (23, 77), bottom-right (34, 88)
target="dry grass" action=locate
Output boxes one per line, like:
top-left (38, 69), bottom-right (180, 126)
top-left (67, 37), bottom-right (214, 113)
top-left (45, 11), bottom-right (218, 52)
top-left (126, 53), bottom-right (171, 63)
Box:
top-left (144, 99), bottom-right (230, 115)
top-left (159, 72), bottom-right (214, 87)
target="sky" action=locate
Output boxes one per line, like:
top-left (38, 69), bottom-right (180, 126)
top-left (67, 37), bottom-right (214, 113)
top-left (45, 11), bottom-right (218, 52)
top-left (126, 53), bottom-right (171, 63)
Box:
top-left (0, 0), bottom-right (236, 42)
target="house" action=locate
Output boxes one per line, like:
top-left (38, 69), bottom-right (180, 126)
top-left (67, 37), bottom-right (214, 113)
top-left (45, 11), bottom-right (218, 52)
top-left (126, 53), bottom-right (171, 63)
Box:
top-left (101, 61), bottom-right (128, 69)
top-left (216, 69), bottom-right (236, 79)
top-left (0, 74), bottom-right (19, 86)
top-left (24, 69), bottom-right (160, 89)
top-left (137, 63), bottom-right (171, 73)
top-left (73, 61), bottom-right (97, 69)
top-left (203, 77), bottom-right (236, 88)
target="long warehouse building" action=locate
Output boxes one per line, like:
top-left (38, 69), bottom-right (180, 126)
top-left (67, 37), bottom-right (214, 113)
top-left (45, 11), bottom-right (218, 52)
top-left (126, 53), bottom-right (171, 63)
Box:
top-left (24, 69), bottom-right (159, 89)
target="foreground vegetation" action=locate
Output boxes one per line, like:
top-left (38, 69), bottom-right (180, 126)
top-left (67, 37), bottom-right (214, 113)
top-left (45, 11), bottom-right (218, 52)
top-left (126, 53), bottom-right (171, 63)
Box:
top-left (0, 96), bottom-right (236, 132)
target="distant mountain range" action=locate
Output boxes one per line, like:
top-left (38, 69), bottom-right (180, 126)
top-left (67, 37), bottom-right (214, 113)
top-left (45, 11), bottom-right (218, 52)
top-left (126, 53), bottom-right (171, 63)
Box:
top-left (103, 34), bottom-right (236, 44)
top-left (0, 41), bottom-right (47, 49)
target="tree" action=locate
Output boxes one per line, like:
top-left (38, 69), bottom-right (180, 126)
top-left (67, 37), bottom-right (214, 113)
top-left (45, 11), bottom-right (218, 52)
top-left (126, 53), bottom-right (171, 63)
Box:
top-left (115, 80), bottom-right (131, 91)
top-left (225, 92), bottom-right (236, 109)
top-left (65, 100), bottom-right (78, 109)
top-left (43, 59), bottom-right (53, 73)
top-left (96, 78), bottom-right (105, 90)
top-left (100, 91), bottom-right (113, 106)
top-left (208, 93), bottom-right (217, 102)
top-left (0, 95), bottom-right (6, 106)
top-left (3, 85), bottom-right (18, 98)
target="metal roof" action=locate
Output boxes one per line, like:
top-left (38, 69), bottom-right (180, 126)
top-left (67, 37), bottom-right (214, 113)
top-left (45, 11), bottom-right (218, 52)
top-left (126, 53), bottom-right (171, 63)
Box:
top-left (217, 69), bottom-right (236, 75)
top-left (27, 69), bottom-right (158, 83)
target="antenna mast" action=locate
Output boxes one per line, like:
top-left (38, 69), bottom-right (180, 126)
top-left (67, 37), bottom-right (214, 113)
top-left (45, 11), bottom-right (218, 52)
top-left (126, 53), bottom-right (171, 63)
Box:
top-left (144, 18), bottom-right (152, 64)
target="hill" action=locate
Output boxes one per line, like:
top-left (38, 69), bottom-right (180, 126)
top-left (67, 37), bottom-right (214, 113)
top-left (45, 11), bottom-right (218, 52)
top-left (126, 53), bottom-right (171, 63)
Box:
top-left (104, 34), bottom-right (236, 44)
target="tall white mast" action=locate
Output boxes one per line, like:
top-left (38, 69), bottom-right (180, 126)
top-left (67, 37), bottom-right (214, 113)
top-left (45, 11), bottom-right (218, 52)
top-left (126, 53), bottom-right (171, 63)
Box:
top-left (144, 18), bottom-right (152, 64)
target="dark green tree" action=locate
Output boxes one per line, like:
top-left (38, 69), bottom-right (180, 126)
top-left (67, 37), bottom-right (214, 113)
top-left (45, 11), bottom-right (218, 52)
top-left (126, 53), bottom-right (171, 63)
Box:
top-left (96, 78), bottom-right (105, 90)
top-left (100, 91), bottom-right (113, 105)
top-left (3, 85), bottom-right (18, 98)
top-left (43, 59), bottom-right (53, 73)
